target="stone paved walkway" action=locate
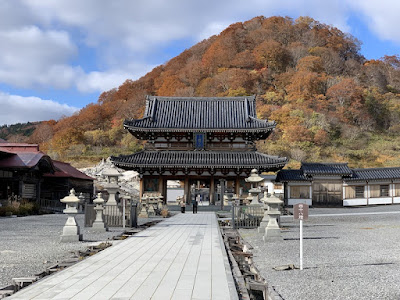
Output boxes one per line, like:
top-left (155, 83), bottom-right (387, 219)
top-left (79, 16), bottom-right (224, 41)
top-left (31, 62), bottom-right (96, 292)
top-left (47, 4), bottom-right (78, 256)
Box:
top-left (9, 212), bottom-right (237, 300)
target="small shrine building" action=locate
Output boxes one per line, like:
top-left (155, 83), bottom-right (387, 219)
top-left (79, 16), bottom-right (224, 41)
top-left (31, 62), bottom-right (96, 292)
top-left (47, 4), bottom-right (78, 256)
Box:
top-left (111, 96), bottom-right (287, 204)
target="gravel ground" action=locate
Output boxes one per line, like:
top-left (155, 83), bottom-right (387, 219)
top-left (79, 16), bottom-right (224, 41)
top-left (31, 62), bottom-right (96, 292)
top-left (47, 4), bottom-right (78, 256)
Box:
top-left (239, 205), bottom-right (400, 300)
top-left (0, 213), bottom-right (163, 288)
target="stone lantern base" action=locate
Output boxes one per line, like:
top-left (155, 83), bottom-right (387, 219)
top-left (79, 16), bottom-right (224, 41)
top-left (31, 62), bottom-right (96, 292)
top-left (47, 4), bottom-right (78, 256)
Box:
top-left (138, 205), bottom-right (148, 218)
top-left (263, 213), bottom-right (283, 242)
top-left (92, 220), bottom-right (107, 232)
top-left (60, 216), bottom-right (82, 242)
top-left (258, 217), bottom-right (270, 233)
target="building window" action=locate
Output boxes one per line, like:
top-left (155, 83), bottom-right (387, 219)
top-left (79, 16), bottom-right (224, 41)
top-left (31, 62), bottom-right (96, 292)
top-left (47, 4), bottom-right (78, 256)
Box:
top-left (380, 185), bottom-right (389, 197)
top-left (355, 186), bottom-right (364, 198)
top-left (0, 171), bottom-right (12, 178)
top-left (313, 182), bottom-right (342, 205)
top-left (345, 186), bottom-right (364, 199)
top-left (290, 186), bottom-right (310, 199)
top-left (345, 186), bottom-right (355, 199)
top-left (395, 184), bottom-right (400, 197)
top-left (370, 184), bottom-right (389, 197)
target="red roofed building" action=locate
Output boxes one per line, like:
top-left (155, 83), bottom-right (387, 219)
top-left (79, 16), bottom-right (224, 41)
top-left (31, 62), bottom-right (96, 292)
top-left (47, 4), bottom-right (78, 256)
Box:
top-left (0, 143), bottom-right (93, 209)
top-left (0, 143), bottom-right (54, 201)
top-left (41, 161), bottom-right (94, 208)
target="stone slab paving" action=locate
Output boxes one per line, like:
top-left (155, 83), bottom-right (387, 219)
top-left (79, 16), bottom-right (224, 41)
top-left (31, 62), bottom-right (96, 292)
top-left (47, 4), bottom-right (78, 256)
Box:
top-left (9, 212), bottom-right (238, 300)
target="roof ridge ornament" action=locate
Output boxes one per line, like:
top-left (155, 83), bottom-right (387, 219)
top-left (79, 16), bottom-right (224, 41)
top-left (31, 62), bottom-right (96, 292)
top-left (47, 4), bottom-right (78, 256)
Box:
top-left (150, 97), bottom-right (157, 122)
top-left (244, 98), bottom-right (250, 122)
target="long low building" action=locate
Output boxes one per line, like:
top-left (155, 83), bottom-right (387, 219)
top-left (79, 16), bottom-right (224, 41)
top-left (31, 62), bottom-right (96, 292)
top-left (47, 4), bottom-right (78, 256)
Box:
top-left (277, 163), bottom-right (400, 207)
top-left (0, 142), bottom-right (93, 207)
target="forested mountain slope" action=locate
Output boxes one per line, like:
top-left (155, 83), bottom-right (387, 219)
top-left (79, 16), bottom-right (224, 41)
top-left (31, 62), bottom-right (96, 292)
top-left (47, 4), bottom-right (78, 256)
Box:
top-left (8, 16), bottom-right (400, 168)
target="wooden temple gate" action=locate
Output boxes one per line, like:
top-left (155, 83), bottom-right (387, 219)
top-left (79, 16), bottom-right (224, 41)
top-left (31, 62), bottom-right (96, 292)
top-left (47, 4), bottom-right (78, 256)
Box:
top-left (112, 96), bottom-right (287, 204)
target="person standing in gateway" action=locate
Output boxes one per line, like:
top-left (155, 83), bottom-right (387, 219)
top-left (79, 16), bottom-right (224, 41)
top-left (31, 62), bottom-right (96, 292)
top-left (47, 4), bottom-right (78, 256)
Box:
top-left (193, 194), bottom-right (200, 213)
top-left (180, 195), bottom-right (186, 213)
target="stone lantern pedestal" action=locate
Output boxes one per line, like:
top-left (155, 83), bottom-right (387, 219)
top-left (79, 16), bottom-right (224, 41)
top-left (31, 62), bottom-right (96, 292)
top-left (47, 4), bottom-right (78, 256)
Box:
top-left (102, 167), bottom-right (122, 206)
top-left (78, 192), bottom-right (85, 213)
top-left (258, 192), bottom-right (270, 233)
top-left (138, 195), bottom-right (149, 218)
top-left (245, 169), bottom-right (264, 206)
top-left (102, 167), bottom-right (122, 217)
top-left (263, 193), bottom-right (283, 242)
top-left (60, 189), bottom-right (83, 242)
top-left (147, 194), bottom-right (156, 217)
top-left (157, 194), bottom-right (164, 211)
top-left (92, 193), bottom-right (107, 232)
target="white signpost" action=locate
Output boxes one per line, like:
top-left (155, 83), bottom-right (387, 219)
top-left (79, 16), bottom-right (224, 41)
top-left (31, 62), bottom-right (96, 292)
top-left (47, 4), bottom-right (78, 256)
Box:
top-left (293, 203), bottom-right (309, 270)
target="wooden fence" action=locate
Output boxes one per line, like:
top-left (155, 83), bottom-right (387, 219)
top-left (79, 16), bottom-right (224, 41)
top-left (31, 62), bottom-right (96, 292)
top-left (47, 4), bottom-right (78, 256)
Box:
top-left (37, 198), bottom-right (65, 213)
top-left (232, 204), bottom-right (264, 229)
top-left (85, 202), bottom-right (139, 227)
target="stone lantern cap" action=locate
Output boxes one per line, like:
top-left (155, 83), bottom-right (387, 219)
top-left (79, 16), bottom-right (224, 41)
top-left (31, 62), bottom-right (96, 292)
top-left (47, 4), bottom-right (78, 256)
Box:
top-left (61, 189), bottom-right (80, 205)
top-left (265, 192), bottom-right (283, 205)
top-left (121, 193), bottom-right (131, 200)
top-left (102, 167), bottom-right (122, 177)
top-left (93, 192), bottom-right (105, 205)
top-left (245, 169), bottom-right (264, 183)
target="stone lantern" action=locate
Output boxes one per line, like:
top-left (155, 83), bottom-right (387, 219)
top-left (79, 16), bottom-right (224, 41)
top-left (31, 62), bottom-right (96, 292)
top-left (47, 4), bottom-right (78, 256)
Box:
top-left (263, 192), bottom-right (283, 242)
top-left (258, 191), bottom-right (270, 233)
top-left (157, 194), bottom-right (164, 210)
top-left (102, 167), bottom-right (122, 205)
top-left (139, 194), bottom-right (149, 218)
top-left (60, 189), bottom-right (82, 242)
top-left (78, 192), bottom-right (85, 213)
top-left (245, 169), bottom-right (264, 205)
top-left (92, 192), bottom-right (107, 232)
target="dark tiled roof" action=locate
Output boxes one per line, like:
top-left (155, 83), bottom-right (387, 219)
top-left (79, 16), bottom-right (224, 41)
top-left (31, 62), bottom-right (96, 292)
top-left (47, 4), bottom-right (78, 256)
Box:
top-left (276, 170), bottom-right (311, 182)
top-left (124, 96), bottom-right (276, 132)
top-left (0, 151), bottom-right (45, 168)
top-left (345, 167), bottom-right (400, 182)
top-left (111, 151), bottom-right (287, 171)
top-left (301, 163), bottom-right (352, 176)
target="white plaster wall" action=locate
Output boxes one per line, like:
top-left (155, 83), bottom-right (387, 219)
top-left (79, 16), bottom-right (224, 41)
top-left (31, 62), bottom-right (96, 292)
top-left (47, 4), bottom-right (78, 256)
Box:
top-left (394, 197), bottom-right (400, 204)
top-left (288, 198), bottom-right (312, 206)
top-left (368, 197), bottom-right (392, 205)
top-left (343, 199), bottom-right (367, 206)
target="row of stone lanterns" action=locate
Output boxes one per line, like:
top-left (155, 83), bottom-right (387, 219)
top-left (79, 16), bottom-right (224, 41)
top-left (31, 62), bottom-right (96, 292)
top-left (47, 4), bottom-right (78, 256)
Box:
top-left (60, 166), bottom-right (123, 242)
top-left (241, 169), bottom-right (284, 242)
top-left (60, 189), bottom-right (109, 242)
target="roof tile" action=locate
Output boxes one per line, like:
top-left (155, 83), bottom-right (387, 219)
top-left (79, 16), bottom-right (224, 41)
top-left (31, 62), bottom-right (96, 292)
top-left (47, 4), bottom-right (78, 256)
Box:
top-left (125, 96), bottom-right (276, 132)
top-left (111, 151), bottom-right (287, 171)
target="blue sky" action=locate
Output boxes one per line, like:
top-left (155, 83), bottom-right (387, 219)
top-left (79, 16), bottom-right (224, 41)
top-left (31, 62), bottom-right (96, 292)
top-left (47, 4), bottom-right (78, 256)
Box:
top-left (0, 0), bottom-right (399, 125)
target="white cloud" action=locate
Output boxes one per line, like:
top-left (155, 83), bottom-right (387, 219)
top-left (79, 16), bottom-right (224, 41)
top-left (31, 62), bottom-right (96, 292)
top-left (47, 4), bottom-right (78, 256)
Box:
top-left (76, 70), bottom-right (132, 93)
top-left (0, 0), bottom-right (397, 99)
top-left (0, 25), bottom-right (77, 89)
top-left (0, 92), bottom-right (79, 125)
top-left (18, 0), bottom-right (356, 60)
top-left (348, 1), bottom-right (400, 43)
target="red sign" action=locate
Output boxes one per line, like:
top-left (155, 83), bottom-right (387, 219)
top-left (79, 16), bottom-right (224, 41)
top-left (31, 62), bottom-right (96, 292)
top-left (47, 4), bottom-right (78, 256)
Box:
top-left (294, 203), bottom-right (309, 220)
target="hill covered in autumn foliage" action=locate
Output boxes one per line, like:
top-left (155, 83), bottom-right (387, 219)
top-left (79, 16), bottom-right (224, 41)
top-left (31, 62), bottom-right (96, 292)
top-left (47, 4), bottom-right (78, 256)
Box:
top-left (6, 16), bottom-right (400, 168)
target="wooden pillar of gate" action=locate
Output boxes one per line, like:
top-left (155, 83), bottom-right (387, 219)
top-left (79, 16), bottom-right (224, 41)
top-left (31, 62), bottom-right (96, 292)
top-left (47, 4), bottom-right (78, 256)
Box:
top-left (163, 178), bottom-right (168, 204)
top-left (235, 177), bottom-right (240, 196)
top-left (139, 177), bottom-right (144, 202)
top-left (184, 177), bottom-right (190, 204)
top-left (210, 176), bottom-right (215, 205)
top-left (158, 176), bottom-right (165, 203)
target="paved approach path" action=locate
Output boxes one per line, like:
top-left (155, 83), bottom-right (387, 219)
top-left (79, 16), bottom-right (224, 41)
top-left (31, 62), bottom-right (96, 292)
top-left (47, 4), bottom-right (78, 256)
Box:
top-left (10, 212), bottom-right (238, 300)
